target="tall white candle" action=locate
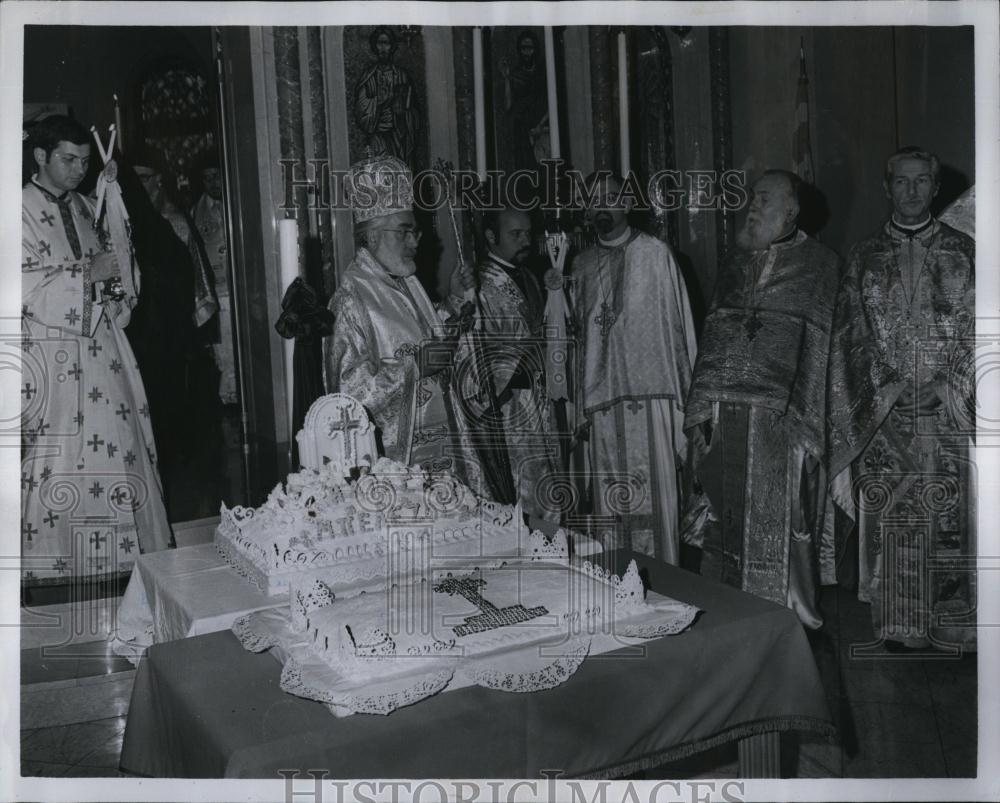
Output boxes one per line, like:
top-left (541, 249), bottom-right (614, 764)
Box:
top-left (472, 27), bottom-right (487, 182)
top-left (544, 27), bottom-right (560, 160)
top-left (617, 30), bottom-right (630, 178)
top-left (278, 218), bottom-right (300, 455)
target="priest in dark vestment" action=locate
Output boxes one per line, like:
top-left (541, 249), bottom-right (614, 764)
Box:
top-left (474, 209), bottom-right (560, 521)
top-left (570, 174), bottom-right (697, 562)
top-left (685, 170), bottom-right (840, 628)
top-left (828, 147), bottom-right (976, 651)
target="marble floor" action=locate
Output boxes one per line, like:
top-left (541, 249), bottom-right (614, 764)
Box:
top-left (19, 578), bottom-right (977, 780)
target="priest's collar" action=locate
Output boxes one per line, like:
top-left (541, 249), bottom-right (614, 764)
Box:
top-left (890, 215), bottom-right (934, 238)
top-left (597, 226), bottom-right (633, 249)
top-left (30, 177), bottom-right (69, 203)
top-left (487, 251), bottom-right (520, 271)
top-left (771, 226), bottom-right (798, 246)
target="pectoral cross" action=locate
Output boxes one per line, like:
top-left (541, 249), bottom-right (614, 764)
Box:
top-left (743, 311), bottom-right (763, 342)
top-left (595, 301), bottom-right (617, 340)
top-left (433, 573), bottom-right (548, 637)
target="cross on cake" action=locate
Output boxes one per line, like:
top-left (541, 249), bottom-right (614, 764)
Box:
top-left (293, 542), bottom-right (651, 686)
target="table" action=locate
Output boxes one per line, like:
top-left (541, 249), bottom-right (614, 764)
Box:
top-left (112, 544), bottom-right (286, 660)
top-left (120, 551), bottom-right (835, 779)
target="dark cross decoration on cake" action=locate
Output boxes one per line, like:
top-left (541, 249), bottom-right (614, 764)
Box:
top-left (432, 572), bottom-right (548, 638)
top-left (595, 301), bottom-right (617, 341)
top-left (326, 406), bottom-right (362, 466)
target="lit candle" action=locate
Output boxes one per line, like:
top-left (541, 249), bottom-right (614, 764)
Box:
top-left (113, 94), bottom-right (124, 154)
top-left (544, 27), bottom-right (560, 160)
top-left (617, 30), bottom-right (629, 177)
top-left (472, 27), bottom-right (487, 182)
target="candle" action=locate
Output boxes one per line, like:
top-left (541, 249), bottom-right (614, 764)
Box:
top-left (278, 217), bottom-right (300, 288)
top-left (618, 30), bottom-right (630, 178)
top-left (278, 217), bottom-right (300, 454)
top-left (113, 94), bottom-right (124, 154)
top-left (472, 27), bottom-right (487, 182)
top-left (544, 27), bottom-right (560, 161)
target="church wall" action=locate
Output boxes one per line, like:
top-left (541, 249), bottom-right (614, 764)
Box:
top-left (22, 25), bottom-right (213, 148)
top-left (729, 26), bottom-right (975, 262)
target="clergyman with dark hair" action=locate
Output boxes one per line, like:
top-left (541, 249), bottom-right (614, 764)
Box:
top-left (827, 147), bottom-right (976, 652)
top-left (684, 168), bottom-right (840, 628)
top-left (21, 115), bottom-right (171, 587)
top-left (472, 207), bottom-right (560, 524)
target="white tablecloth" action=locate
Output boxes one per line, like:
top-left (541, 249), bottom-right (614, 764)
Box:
top-left (111, 544), bottom-right (287, 662)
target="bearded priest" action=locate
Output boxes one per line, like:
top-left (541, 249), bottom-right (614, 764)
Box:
top-left (323, 156), bottom-right (482, 490)
top-left (570, 172), bottom-right (697, 563)
top-left (684, 169), bottom-right (840, 628)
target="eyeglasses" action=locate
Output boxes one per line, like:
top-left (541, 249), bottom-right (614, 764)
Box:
top-left (381, 228), bottom-right (422, 242)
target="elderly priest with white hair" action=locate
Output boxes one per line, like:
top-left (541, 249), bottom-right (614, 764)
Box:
top-left (324, 156), bottom-right (483, 489)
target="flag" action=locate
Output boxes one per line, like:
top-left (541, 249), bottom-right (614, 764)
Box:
top-left (794, 41), bottom-right (814, 185)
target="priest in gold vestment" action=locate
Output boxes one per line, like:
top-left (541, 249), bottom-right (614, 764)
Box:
top-left (570, 174), bottom-right (697, 562)
top-left (324, 156), bottom-right (481, 490)
top-left (828, 148), bottom-right (976, 651)
top-left (474, 209), bottom-right (561, 521)
top-left (685, 170), bottom-right (840, 628)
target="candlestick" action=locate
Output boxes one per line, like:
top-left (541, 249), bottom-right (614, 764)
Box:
top-left (618, 30), bottom-right (630, 178)
top-left (472, 27), bottom-right (487, 182)
top-left (544, 27), bottom-right (560, 161)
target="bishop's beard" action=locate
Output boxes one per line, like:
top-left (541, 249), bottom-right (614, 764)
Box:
top-left (373, 244), bottom-right (418, 278)
top-left (736, 214), bottom-right (786, 252)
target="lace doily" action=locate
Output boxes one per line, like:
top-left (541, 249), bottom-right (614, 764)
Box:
top-left (280, 656), bottom-right (455, 716)
top-left (462, 638), bottom-right (591, 692)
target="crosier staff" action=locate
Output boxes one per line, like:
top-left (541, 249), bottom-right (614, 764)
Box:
top-left (435, 158), bottom-right (516, 504)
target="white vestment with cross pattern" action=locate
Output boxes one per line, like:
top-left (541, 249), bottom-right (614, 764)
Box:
top-left (21, 181), bottom-right (170, 585)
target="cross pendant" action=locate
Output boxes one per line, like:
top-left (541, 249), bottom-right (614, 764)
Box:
top-left (595, 301), bottom-right (617, 340)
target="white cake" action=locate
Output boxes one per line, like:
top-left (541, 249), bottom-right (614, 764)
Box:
top-left (293, 549), bottom-right (649, 685)
top-left (215, 457), bottom-right (524, 596)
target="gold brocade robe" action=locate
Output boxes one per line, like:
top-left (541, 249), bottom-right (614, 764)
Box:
top-left (828, 220), bottom-right (975, 650)
top-left (685, 231), bottom-right (840, 627)
top-left (475, 255), bottom-right (560, 520)
top-left (324, 248), bottom-right (483, 491)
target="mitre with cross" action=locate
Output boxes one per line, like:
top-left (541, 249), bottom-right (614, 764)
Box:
top-left (296, 393), bottom-right (377, 474)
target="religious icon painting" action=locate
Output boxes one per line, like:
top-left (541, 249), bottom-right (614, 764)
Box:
top-left (488, 26), bottom-right (555, 176)
top-left (343, 25), bottom-right (429, 172)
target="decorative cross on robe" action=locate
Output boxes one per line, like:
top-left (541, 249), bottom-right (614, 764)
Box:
top-left (433, 573), bottom-right (548, 637)
top-left (595, 301), bottom-right (617, 340)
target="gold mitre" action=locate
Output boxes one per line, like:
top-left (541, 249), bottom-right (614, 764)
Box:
top-left (346, 155), bottom-right (413, 225)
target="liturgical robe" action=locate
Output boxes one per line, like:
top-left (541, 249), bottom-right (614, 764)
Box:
top-left (571, 228), bottom-right (697, 562)
top-left (21, 181), bottom-right (171, 584)
top-left (685, 231), bottom-right (839, 628)
top-left (475, 253), bottom-right (560, 520)
top-left (325, 247), bottom-right (483, 492)
top-left (828, 219), bottom-right (976, 650)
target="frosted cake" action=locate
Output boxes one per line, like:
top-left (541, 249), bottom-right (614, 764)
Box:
top-left (215, 457), bottom-right (524, 596)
